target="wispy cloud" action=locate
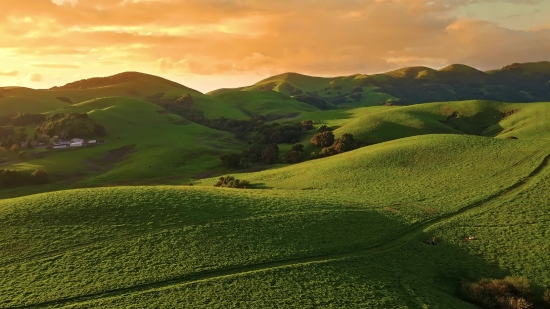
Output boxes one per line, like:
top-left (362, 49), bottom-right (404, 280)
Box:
top-left (30, 63), bottom-right (80, 69)
top-left (0, 70), bottom-right (19, 77)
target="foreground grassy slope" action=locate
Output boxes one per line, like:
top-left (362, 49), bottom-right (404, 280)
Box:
top-left (5, 97), bottom-right (241, 186)
top-left (1, 133), bottom-right (548, 308)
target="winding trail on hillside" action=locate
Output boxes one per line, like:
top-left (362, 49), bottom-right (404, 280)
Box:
top-left (11, 153), bottom-right (550, 309)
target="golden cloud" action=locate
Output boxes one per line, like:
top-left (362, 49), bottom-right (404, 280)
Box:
top-left (26, 73), bottom-right (44, 82)
top-left (0, 0), bottom-right (548, 78)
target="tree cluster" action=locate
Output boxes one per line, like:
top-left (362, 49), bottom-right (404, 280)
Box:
top-left (37, 113), bottom-right (107, 139)
top-left (311, 129), bottom-right (358, 158)
top-left (0, 169), bottom-right (49, 189)
top-left (215, 175), bottom-right (250, 188)
top-left (292, 95), bottom-right (331, 110)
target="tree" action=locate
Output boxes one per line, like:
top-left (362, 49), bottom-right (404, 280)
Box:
top-left (332, 133), bottom-right (357, 152)
top-left (301, 120), bottom-right (314, 130)
top-left (220, 153), bottom-right (241, 168)
top-left (291, 143), bottom-right (304, 152)
top-left (261, 144), bottom-right (279, 164)
top-left (282, 151), bottom-right (304, 164)
top-left (311, 131), bottom-right (335, 147)
top-left (30, 170), bottom-right (49, 184)
top-left (544, 288), bottom-right (550, 305)
top-left (320, 146), bottom-right (339, 157)
top-left (318, 125), bottom-right (333, 133)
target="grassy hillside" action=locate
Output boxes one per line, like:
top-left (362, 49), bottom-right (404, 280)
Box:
top-left (2, 97), bottom-right (241, 188)
top-left (0, 87), bottom-right (71, 115)
top-left (295, 101), bottom-right (550, 146)
top-left (1, 67), bottom-right (550, 307)
top-left (207, 61), bottom-right (550, 109)
top-left (210, 89), bottom-right (319, 119)
top-left (0, 133), bottom-right (548, 308)
top-left (209, 72), bottom-right (395, 107)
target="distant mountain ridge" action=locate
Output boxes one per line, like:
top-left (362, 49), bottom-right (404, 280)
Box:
top-left (208, 61), bottom-right (550, 106)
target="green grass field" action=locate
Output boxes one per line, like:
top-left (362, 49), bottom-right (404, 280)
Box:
top-left (1, 69), bottom-right (550, 308)
top-left (0, 133), bottom-right (548, 308)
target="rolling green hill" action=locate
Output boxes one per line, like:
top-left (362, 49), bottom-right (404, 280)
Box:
top-left (1, 96), bottom-right (242, 190)
top-left (209, 61), bottom-right (550, 108)
top-left (1, 64), bottom-right (550, 308)
top-left (1, 133), bottom-right (548, 308)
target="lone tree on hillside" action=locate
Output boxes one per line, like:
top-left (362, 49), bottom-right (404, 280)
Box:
top-left (311, 131), bottom-right (335, 147)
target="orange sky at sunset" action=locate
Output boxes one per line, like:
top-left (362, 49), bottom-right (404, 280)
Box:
top-left (1, 0), bottom-right (549, 92)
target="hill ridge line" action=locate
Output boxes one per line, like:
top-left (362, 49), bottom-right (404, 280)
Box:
top-left (11, 151), bottom-right (550, 309)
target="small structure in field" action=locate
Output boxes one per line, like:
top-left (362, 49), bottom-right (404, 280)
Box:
top-left (88, 140), bottom-right (97, 144)
top-left (20, 141), bottom-right (28, 147)
top-left (53, 145), bottom-right (67, 149)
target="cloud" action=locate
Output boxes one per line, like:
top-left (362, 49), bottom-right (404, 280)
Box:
top-left (30, 63), bottom-right (80, 68)
top-left (0, 0), bottom-right (549, 78)
top-left (0, 70), bottom-right (19, 77)
top-left (26, 73), bottom-right (43, 82)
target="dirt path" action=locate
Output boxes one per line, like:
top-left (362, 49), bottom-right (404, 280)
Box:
top-left (12, 152), bottom-right (550, 309)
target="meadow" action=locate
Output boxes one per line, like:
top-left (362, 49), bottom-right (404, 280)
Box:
top-left (0, 66), bottom-right (549, 308)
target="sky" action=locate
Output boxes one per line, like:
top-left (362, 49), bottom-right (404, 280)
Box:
top-left (1, 0), bottom-right (549, 93)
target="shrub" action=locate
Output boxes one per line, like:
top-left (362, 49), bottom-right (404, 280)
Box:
top-left (10, 144), bottom-right (20, 152)
top-left (544, 288), bottom-right (550, 304)
top-left (460, 277), bottom-right (533, 309)
top-left (30, 170), bottom-right (49, 184)
top-left (18, 151), bottom-right (26, 158)
top-left (311, 131), bottom-right (335, 147)
top-left (215, 175), bottom-right (250, 188)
